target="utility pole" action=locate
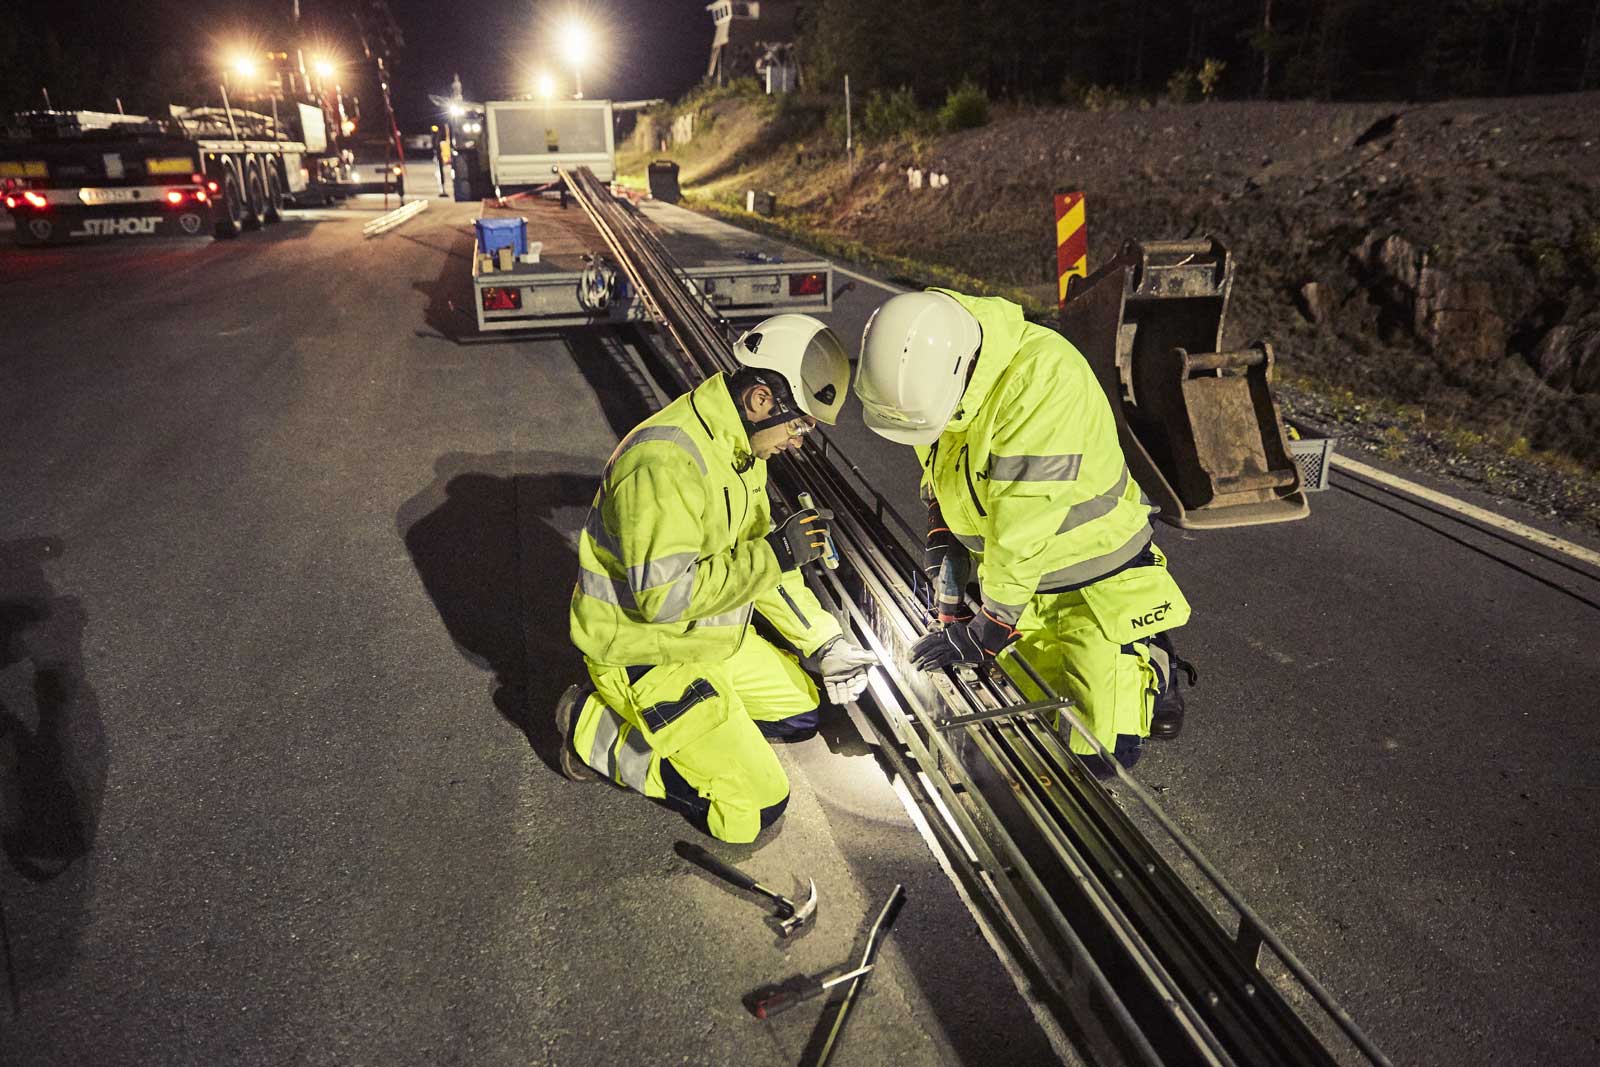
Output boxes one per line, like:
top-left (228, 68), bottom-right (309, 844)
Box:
top-left (1259, 0), bottom-right (1274, 97)
top-left (844, 75), bottom-right (853, 175)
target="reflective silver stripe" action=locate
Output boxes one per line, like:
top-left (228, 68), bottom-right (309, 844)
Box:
top-left (1038, 524), bottom-right (1153, 590)
top-left (583, 505), bottom-right (622, 560)
top-left (615, 426), bottom-right (707, 475)
top-left (953, 531), bottom-right (985, 553)
top-left (697, 605), bottom-right (752, 628)
top-left (629, 551), bottom-right (697, 592)
top-left (577, 567), bottom-right (644, 621)
top-left (588, 705), bottom-right (624, 779)
top-left (616, 727), bottom-right (653, 792)
top-left (981, 594), bottom-right (1027, 627)
top-left (990, 453), bottom-right (1083, 483)
top-left (1057, 466), bottom-right (1131, 535)
top-left (1147, 639), bottom-right (1171, 690)
top-left (654, 574), bottom-right (695, 623)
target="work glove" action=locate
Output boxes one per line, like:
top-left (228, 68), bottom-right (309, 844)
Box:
top-left (766, 507), bottom-right (834, 571)
top-left (814, 636), bottom-right (878, 704)
top-left (909, 609), bottom-right (1020, 671)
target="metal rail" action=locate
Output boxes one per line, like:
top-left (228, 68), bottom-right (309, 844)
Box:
top-left (558, 166), bottom-right (1392, 1067)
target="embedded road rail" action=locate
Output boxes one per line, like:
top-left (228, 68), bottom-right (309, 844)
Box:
top-left (558, 164), bottom-right (1392, 1067)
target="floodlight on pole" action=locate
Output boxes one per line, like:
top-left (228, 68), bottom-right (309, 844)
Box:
top-left (230, 55), bottom-right (259, 80)
top-left (559, 18), bottom-right (591, 98)
top-left (313, 58), bottom-right (337, 80)
top-left (535, 71), bottom-right (557, 101)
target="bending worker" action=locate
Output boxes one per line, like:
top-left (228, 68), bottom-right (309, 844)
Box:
top-left (557, 314), bottom-right (877, 842)
top-left (854, 290), bottom-right (1196, 774)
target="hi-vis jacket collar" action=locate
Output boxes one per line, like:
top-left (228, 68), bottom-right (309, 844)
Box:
top-left (688, 374), bottom-right (755, 471)
top-left (929, 288), bottom-right (1027, 434)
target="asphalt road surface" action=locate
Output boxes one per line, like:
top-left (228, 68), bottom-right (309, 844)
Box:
top-left (3, 194), bottom-right (1599, 1067)
top-left (0, 196), bottom-right (1060, 1067)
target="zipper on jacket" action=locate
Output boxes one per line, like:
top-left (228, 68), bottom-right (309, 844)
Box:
top-left (960, 445), bottom-right (988, 518)
top-left (724, 486), bottom-right (733, 530)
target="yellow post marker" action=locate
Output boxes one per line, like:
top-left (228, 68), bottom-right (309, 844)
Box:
top-left (1055, 192), bottom-right (1087, 307)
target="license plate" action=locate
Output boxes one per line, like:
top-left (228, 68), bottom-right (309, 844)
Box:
top-left (78, 187), bottom-right (138, 205)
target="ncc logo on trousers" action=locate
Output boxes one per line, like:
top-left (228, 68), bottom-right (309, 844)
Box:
top-left (1130, 601), bottom-right (1173, 629)
top-left (70, 216), bottom-right (161, 237)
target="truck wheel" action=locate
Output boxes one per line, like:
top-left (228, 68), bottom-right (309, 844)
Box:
top-left (241, 165), bottom-right (265, 231)
top-left (214, 171), bottom-right (243, 239)
top-left (262, 168), bottom-right (284, 224)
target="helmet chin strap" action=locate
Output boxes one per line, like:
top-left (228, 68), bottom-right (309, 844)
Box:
top-left (738, 371), bottom-right (803, 434)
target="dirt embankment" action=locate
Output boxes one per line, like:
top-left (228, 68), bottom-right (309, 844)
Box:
top-left (624, 91), bottom-right (1600, 532)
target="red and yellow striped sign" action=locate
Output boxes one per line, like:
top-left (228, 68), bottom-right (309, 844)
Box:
top-left (1055, 191), bottom-right (1087, 306)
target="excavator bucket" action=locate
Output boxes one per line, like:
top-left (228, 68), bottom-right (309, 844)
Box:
top-left (1060, 237), bottom-right (1309, 528)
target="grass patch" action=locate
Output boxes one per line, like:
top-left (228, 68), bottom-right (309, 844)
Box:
top-left (683, 194), bottom-right (1052, 316)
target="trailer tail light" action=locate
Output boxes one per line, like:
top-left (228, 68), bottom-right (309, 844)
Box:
top-left (482, 287), bottom-right (522, 311)
top-left (191, 173), bottom-right (205, 185)
top-left (165, 190), bottom-right (185, 205)
top-left (195, 189), bottom-right (208, 203)
top-left (21, 190), bottom-right (48, 209)
top-left (206, 180), bottom-right (220, 193)
top-left (3, 195), bottom-right (15, 210)
top-left (788, 272), bottom-right (825, 297)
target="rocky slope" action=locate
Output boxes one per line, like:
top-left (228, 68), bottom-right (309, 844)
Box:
top-left (624, 90), bottom-right (1600, 532)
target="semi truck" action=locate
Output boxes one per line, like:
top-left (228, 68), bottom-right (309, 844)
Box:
top-left (468, 98), bottom-right (835, 331)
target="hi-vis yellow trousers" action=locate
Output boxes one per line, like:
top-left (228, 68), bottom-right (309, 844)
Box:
top-left (1009, 543), bottom-right (1190, 769)
top-left (572, 635), bottom-right (820, 843)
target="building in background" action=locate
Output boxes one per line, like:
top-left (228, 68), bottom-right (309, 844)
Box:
top-left (704, 1), bottom-right (800, 89)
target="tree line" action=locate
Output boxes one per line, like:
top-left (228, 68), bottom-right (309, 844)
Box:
top-left (797, 0), bottom-right (1600, 105)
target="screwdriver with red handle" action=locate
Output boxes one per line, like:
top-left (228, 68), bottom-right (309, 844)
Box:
top-left (747, 965), bottom-right (874, 1019)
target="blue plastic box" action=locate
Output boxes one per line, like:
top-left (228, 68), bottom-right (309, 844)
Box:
top-left (475, 217), bottom-right (527, 257)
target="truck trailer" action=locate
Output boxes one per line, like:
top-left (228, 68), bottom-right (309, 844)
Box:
top-left (1, 103), bottom-right (344, 246)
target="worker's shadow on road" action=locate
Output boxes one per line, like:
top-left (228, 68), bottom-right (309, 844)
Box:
top-left (409, 223), bottom-right (479, 343)
top-left (0, 536), bottom-right (109, 1012)
top-left (398, 454), bottom-right (599, 774)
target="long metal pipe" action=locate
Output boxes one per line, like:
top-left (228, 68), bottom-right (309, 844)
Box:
top-left (557, 166), bottom-right (1391, 1067)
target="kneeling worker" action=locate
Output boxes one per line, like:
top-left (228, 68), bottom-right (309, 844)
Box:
top-left (854, 290), bottom-right (1196, 775)
top-left (557, 315), bottom-right (877, 842)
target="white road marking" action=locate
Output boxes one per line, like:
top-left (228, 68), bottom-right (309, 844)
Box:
top-left (1333, 454), bottom-right (1600, 569)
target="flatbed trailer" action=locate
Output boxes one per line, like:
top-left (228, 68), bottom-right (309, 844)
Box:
top-left (1, 105), bottom-right (343, 245)
top-left (470, 189), bottom-right (834, 330)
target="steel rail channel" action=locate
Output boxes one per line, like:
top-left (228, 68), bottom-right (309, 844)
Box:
top-left (556, 166), bottom-right (1390, 1067)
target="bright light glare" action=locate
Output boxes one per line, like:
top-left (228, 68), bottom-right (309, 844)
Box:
top-left (313, 58), bottom-right (337, 79)
top-left (230, 55), bottom-right (259, 79)
top-left (447, 103), bottom-right (466, 119)
top-left (559, 19), bottom-right (591, 65)
top-left (535, 71), bottom-right (557, 100)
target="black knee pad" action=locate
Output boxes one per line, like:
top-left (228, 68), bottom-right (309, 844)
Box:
top-left (759, 793), bottom-right (791, 830)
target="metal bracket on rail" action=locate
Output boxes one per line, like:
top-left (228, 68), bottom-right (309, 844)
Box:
top-left (935, 698), bottom-right (1072, 732)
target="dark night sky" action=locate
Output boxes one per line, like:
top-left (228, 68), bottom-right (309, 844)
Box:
top-left (379, 0), bottom-right (716, 121)
top-left (27, 1), bottom-right (718, 126)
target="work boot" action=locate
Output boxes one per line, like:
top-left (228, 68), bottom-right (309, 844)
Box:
top-left (1149, 639), bottom-right (1198, 741)
top-left (553, 683), bottom-right (599, 781)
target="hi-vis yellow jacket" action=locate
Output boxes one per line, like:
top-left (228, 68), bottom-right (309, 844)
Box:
top-left (918, 290), bottom-right (1159, 629)
top-left (570, 373), bottom-right (842, 666)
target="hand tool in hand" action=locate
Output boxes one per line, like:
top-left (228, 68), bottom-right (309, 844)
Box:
top-left (677, 841), bottom-right (818, 936)
top-left (815, 884), bottom-right (906, 1066)
top-left (796, 492), bottom-right (840, 569)
top-left (766, 505), bottom-right (834, 571)
top-left (747, 964), bottom-right (873, 1019)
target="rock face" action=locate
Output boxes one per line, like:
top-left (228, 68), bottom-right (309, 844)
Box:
top-left (1351, 232), bottom-right (1506, 370)
top-left (1538, 325), bottom-right (1600, 393)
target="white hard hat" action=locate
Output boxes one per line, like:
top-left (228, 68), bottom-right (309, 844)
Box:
top-left (854, 291), bottom-right (982, 445)
top-left (732, 314), bottom-right (850, 426)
